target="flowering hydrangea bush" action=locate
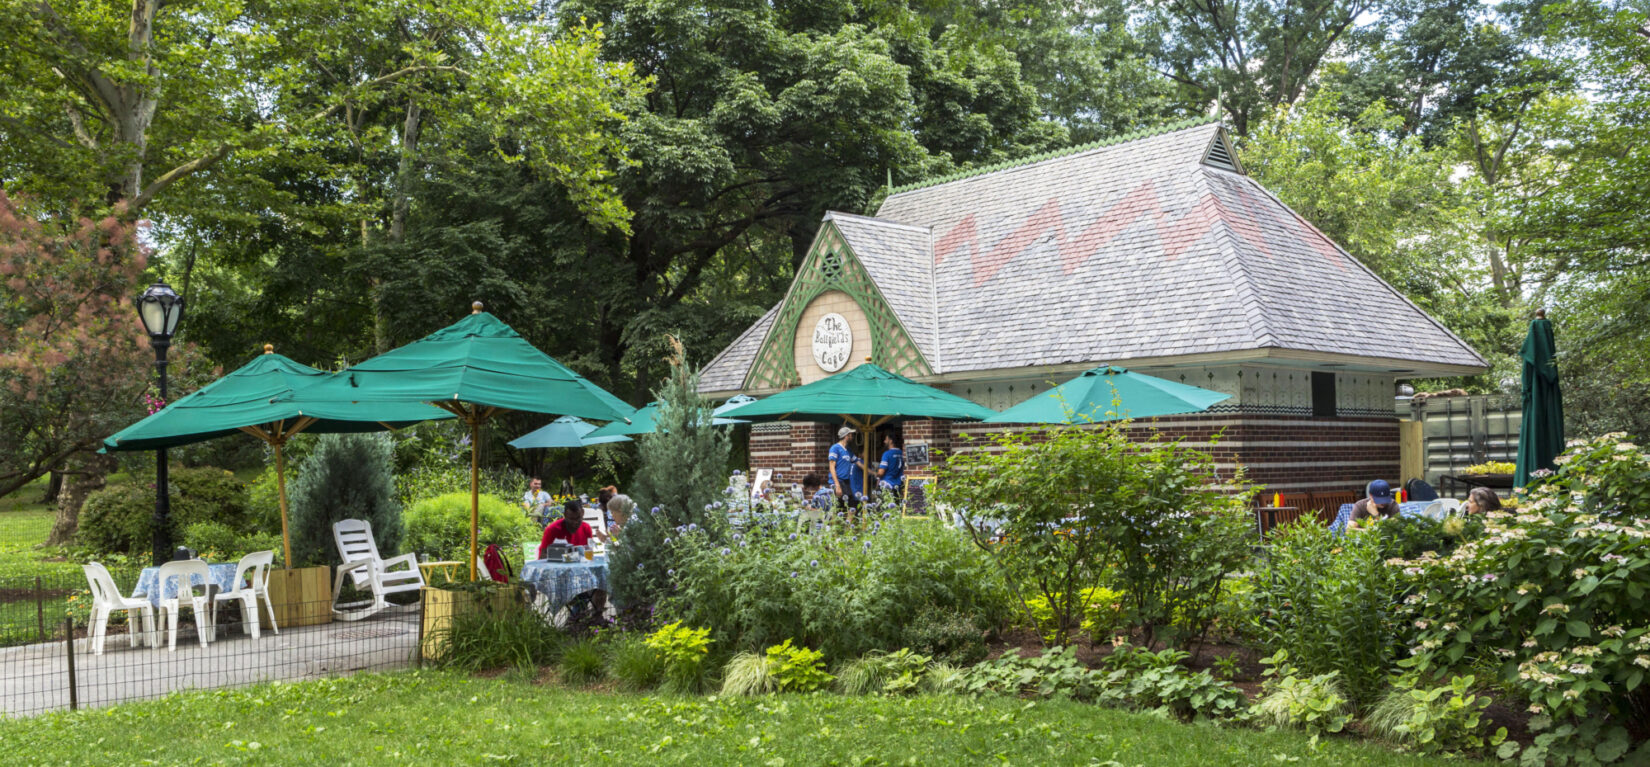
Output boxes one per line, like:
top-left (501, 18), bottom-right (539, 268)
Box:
top-left (1393, 434), bottom-right (1650, 763)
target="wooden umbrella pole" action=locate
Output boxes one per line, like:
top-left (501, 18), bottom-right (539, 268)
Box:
top-left (274, 440), bottom-right (293, 568)
top-left (469, 410), bottom-right (481, 582)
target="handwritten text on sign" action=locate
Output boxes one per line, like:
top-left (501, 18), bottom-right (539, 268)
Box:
top-left (811, 313), bottom-right (852, 372)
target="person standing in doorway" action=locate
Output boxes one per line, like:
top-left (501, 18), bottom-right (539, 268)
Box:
top-left (828, 426), bottom-right (866, 511)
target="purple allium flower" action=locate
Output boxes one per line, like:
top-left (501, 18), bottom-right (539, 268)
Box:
top-left (788, 533), bottom-right (797, 541)
top-left (720, 547), bottom-right (731, 556)
top-left (790, 571), bottom-right (798, 578)
top-left (810, 559), bottom-right (819, 568)
top-left (652, 507), bottom-right (661, 514)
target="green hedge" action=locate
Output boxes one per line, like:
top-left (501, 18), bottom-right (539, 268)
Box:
top-left (78, 467), bottom-right (251, 557)
top-left (404, 492), bottom-right (535, 564)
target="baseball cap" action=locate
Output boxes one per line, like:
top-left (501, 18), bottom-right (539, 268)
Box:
top-left (1366, 479), bottom-right (1394, 505)
top-left (837, 426), bottom-right (855, 439)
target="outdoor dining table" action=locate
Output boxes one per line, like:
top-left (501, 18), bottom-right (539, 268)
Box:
top-left (518, 556), bottom-right (609, 610)
top-left (1330, 501), bottom-right (1435, 534)
top-left (130, 562), bottom-right (241, 607)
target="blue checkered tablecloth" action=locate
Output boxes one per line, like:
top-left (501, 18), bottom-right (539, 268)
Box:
top-left (519, 557), bottom-right (609, 609)
top-left (131, 563), bottom-right (241, 606)
top-left (1330, 501), bottom-right (1435, 534)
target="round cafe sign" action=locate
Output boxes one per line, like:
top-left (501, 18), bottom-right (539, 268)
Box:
top-left (811, 313), bottom-right (852, 372)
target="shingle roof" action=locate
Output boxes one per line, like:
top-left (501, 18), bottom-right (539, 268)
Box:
top-left (701, 120), bottom-right (1486, 392)
top-left (699, 304), bottom-right (778, 392)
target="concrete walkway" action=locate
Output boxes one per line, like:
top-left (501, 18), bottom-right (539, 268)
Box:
top-left (0, 611), bottom-right (418, 717)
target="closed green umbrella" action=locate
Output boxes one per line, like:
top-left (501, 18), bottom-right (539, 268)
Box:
top-left (584, 394), bottom-right (754, 438)
top-left (719, 364), bottom-right (995, 512)
top-left (509, 416), bottom-right (633, 448)
top-left (102, 345), bottom-right (454, 566)
top-left (1515, 310), bottom-right (1564, 488)
top-left (277, 303), bottom-right (634, 579)
top-left (983, 366), bottom-right (1231, 424)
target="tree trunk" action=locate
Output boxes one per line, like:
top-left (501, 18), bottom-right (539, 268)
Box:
top-left (39, 471), bottom-right (63, 505)
top-left (45, 454), bottom-right (116, 546)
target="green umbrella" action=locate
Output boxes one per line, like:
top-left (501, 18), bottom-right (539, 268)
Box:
top-left (983, 366), bottom-right (1231, 424)
top-left (719, 364), bottom-right (995, 514)
top-left (102, 345), bottom-right (454, 566)
top-left (1515, 310), bottom-right (1564, 488)
top-left (584, 394), bottom-right (754, 438)
top-left (509, 416), bottom-right (633, 448)
top-left (277, 304), bottom-right (635, 579)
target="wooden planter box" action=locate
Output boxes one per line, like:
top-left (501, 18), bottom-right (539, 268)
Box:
top-left (420, 584), bottom-right (524, 661)
top-left (263, 565), bottom-right (333, 629)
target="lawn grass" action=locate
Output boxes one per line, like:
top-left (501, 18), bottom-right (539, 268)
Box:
top-left (0, 671), bottom-right (1471, 766)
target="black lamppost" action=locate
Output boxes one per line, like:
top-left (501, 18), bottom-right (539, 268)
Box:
top-left (136, 282), bottom-right (184, 566)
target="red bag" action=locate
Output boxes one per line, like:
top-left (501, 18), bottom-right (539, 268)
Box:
top-left (482, 543), bottom-right (512, 583)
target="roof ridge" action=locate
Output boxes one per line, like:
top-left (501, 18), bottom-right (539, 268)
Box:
top-left (1196, 169), bottom-right (1279, 350)
top-left (822, 211), bottom-right (931, 233)
top-left (886, 117), bottom-right (1222, 196)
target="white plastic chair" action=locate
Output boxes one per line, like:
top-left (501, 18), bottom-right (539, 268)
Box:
top-left (214, 550), bottom-right (277, 639)
top-left (749, 468), bottom-right (774, 506)
top-left (82, 563), bottom-right (155, 654)
top-left (332, 519), bottom-right (424, 622)
top-left (582, 505), bottom-right (609, 537)
top-left (155, 559), bottom-right (215, 651)
top-left (1421, 500), bottom-right (1462, 521)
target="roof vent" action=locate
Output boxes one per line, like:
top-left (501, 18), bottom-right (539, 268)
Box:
top-left (1202, 130), bottom-right (1242, 174)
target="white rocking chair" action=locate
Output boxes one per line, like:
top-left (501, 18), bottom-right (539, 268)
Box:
top-left (331, 519), bottom-right (424, 622)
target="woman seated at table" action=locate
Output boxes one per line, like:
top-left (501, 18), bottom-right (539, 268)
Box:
top-left (1462, 487), bottom-right (1502, 515)
top-left (606, 493), bottom-right (636, 533)
top-left (538, 499), bottom-right (610, 559)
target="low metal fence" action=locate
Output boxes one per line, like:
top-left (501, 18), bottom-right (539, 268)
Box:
top-left (0, 571), bottom-right (420, 718)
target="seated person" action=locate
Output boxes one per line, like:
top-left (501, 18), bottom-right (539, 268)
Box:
top-left (1463, 486), bottom-right (1502, 515)
top-left (606, 493), bottom-right (636, 533)
top-left (801, 473), bottom-right (834, 511)
top-left (538, 499), bottom-right (610, 559)
top-left (1347, 479), bottom-right (1400, 532)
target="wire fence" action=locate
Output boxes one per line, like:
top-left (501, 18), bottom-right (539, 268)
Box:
top-left (0, 570), bottom-right (420, 718)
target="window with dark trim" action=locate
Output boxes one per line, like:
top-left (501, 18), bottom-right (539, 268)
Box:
top-left (1311, 372), bottom-right (1337, 417)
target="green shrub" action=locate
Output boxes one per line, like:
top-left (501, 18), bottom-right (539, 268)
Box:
top-left (395, 464), bottom-right (522, 511)
top-left (77, 467), bottom-right (252, 556)
top-left (1395, 433), bottom-right (1650, 763)
top-left (937, 424), bottom-right (1252, 648)
top-left (181, 521), bottom-right (284, 566)
top-left (404, 492), bottom-right (534, 563)
top-left (663, 518), bottom-right (1011, 660)
top-left (1249, 520), bottom-right (1401, 707)
top-left (1093, 644), bottom-right (1250, 724)
top-left (607, 636), bottom-right (667, 691)
top-left (766, 639), bottom-right (833, 692)
top-left (559, 638), bottom-right (606, 684)
top-left (721, 652), bottom-right (779, 696)
top-left (287, 434), bottom-right (401, 567)
top-left (1252, 650), bottom-right (1353, 736)
top-left (1365, 675), bottom-right (1507, 756)
top-left (644, 621), bottom-right (713, 694)
top-left (1370, 514), bottom-right (1484, 560)
top-left (431, 602), bottom-right (562, 672)
top-left (903, 606), bottom-right (989, 665)
top-left (960, 646), bottom-right (1099, 700)
top-left (836, 648), bottom-right (933, 696)
top-left (1024, 587), bottom-right (1125, 644)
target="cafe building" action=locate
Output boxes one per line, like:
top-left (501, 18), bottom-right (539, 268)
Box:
top-left (698, 119), bottom-right (1488, 507)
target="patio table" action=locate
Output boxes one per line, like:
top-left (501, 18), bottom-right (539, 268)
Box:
top-left (1330, 501), bottom-right (1434, 534)
top-left (519, 556), bottom-right (609, 610)
top-left (131, 562), bottom-right (241, 607)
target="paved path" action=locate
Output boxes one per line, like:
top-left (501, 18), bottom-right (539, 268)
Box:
top-left (0, 610), bottom-right (418, 717)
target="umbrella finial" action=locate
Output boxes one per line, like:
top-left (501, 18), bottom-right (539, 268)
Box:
top-left (864, 356), bottom-right (872, 363)
top-left (1535, 308), bottom-right (1546, 319)
top-left (263, 344), bottom-right (273, 355)
top-left (471, 301), bottom-right (484, 314)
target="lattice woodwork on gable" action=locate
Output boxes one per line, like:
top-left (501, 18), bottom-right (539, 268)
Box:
top-left (744, 223), bottom-right (933, 390)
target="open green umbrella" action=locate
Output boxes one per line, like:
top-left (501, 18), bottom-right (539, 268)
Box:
top-left (509, 416), bottom-right (633, 448)
top-left (102, 345), bottom-right (453, 566)
top-left (983, 366), bottom-right (1231, 424)
top-left (719, 364), bottom-right (995, 513)
top-left (276, 303), bottom-right (634, 579)
top-left (1515, 310), bottom-right (1564, 488)
top-left (584, 394), bottom-right (754, 438)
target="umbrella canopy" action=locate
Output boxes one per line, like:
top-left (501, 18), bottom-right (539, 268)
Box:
top-left (584, 394), bottom-right (755, 439)
top-left (102, 346), bottom-right (453, 565)
top-left (509, 416), bottom-right (633, 449)
top-left (276, 304), bottom-right (635, 580)
top-left (718, 364), bottom-right (996, 426)
top-left (1515, 311), bottom-right (1564, 488)
top-left (983, 366), bottom-right (1231, 424)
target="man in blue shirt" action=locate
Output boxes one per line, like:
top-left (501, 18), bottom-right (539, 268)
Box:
top-left (877, 432), bottom-right (905, 499)
top-left (827, 426), bottom-right (866, 509)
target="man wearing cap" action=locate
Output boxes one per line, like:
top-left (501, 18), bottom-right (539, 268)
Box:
top-left (827, 426), bottom-right (867, 509)
top-left (1348, 479), bottom-right (1401, 531)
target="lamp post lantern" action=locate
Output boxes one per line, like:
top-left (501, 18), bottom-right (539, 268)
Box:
top-left (135, 281), bottom-right (184, 566)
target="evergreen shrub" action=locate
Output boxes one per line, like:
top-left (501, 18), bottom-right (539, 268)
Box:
top-left (287, 434), bottom-right (401, 567)
top-left (77, 467), bottom-right (251, 556)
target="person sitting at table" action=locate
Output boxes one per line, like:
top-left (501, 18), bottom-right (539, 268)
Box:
top-left (1463, 486), bottom-right (1502, 515)
top-left (801, 473), bottom-right (834, 511)
top-left (606, 493), bottom-right (636, 533)
top-left (1347, 479), bottom-right (1401, 532)
top-left (538, 499), bottom-right (609, 559)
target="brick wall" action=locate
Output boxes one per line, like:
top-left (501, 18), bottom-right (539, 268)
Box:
top-left (748, 414), bottom-right (1399, 500)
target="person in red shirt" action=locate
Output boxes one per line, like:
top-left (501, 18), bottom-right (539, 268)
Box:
top-left (538, 499), bottom-right (609, 558)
